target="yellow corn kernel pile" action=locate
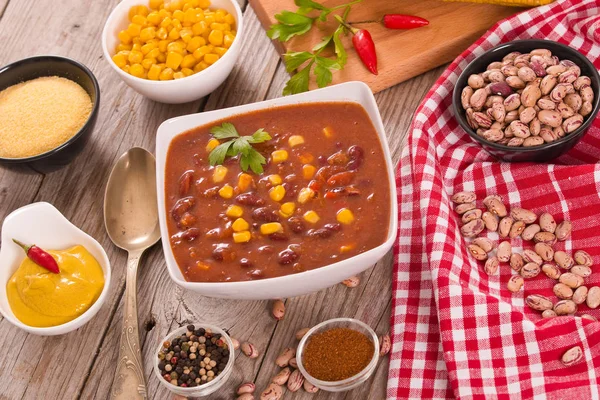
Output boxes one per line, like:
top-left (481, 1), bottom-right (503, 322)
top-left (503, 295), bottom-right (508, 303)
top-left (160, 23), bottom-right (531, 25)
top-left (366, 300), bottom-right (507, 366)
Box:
top-left (442, 0), bottom-right (553, 6)
top-left (112, 0), bottom-right (236, 80)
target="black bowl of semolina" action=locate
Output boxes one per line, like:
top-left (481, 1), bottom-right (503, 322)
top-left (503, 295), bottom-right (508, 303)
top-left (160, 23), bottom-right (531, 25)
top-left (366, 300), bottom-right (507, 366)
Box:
top-left (0, 55), bottom-right (100, 171)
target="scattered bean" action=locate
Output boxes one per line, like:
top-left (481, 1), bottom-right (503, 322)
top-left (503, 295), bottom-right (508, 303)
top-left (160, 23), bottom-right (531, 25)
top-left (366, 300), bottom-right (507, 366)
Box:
top-left (522, 224), bottom-right (541, 241)
top-left (526, 294), bottom-right (553, 311)
top-left (553, 283), bottom-right (574, 300)
top-left (542, 263), bottom-right (561, 280)
top-left (561, 346), bottom-right (583, 367)
top-left (342, 276), bottom-right (360, 288)
top-left (586, 286), bottom-right (600, 309)
top-left (241, 342), bottom-right (259, 359)
top-left (275, 348), bottom-right (296, 367)
top-left (238, 383), bottom-right (256, 395)
top-left (260, 383), bottom-right (283, 400)
top-left (572, 286), bottom-right (588, 305)
top-left (287, 369), bottom-right (305, 392)
top-left (272, 367), bottom-right (291, 385)
top-left (272, 300), bottom-right (285, 320)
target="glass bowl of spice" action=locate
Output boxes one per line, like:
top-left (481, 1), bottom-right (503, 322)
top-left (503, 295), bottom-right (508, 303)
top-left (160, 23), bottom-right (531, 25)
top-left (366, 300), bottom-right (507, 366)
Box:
top-left (153, 323), bottom-right (235, 397)
top-left (296, 318), bottom-right (380, 392)
top-left (0, 55), bottom-right (100, 171)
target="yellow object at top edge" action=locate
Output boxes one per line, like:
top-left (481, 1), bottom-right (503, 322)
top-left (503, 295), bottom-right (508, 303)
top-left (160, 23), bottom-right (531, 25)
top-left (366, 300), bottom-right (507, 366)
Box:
top-left (443, 0), bottom-right (553, 6)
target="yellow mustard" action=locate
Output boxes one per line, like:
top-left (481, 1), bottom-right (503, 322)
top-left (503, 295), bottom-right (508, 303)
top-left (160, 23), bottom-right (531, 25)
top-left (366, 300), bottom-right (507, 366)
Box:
top-left (7, 245), bottom-right (104, 327)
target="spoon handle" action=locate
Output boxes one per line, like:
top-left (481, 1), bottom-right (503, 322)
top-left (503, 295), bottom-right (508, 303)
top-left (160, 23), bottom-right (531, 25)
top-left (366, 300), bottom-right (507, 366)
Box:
top-left (111, 250), bottom-right (147, 399)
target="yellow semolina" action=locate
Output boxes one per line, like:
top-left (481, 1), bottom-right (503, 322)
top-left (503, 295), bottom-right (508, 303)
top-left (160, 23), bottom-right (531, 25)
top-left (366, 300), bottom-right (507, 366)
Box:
top-left (0, 76), bottom-right (92, 158)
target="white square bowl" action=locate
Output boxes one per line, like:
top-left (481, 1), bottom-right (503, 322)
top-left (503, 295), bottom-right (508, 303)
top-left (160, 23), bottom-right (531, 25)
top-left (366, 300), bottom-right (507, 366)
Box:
top-left (156, 81), bottom-right (398, 299)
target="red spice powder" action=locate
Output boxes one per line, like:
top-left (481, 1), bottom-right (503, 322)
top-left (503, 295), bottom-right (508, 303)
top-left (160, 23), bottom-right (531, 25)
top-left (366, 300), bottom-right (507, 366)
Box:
top-left (302, 327), bottom-right (374, 381)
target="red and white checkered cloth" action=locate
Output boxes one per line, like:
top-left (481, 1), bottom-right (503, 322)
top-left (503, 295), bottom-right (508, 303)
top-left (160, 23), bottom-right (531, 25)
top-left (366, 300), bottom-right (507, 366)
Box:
top-left (387, 1), bottom-right (600, 398)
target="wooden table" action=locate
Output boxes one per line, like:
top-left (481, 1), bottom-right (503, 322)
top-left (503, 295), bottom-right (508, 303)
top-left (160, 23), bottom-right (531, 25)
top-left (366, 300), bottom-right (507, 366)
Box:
top-left (0, 0), bottom-right (445, 398)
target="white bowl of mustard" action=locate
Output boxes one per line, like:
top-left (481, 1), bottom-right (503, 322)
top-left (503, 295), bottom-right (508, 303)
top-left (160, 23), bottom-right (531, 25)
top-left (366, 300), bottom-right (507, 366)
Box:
top-left (0, 202), bottom-right (111, 335)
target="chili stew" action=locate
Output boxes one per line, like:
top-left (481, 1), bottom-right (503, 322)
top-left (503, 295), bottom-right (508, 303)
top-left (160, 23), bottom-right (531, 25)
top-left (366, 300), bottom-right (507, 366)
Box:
top-left (164, 102), bottom-right (391, 282)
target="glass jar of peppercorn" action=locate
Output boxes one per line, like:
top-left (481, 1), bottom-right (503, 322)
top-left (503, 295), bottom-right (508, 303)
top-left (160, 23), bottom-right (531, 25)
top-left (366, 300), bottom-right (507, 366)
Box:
top-left (296, 318), bottom-right (380, 392)
top-left (153, 323), bottom-right (235, 397)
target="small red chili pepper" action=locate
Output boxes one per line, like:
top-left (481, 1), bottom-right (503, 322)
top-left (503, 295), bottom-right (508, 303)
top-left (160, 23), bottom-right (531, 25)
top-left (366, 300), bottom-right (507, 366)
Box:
top-left (12, 239), bottom-right (60, 274)
top-left (336, 15), bottom-right (378, 75)
top-left (352, 29), bottom-right (378, 75)
top-left (383, 14), bottom-right (429, 30)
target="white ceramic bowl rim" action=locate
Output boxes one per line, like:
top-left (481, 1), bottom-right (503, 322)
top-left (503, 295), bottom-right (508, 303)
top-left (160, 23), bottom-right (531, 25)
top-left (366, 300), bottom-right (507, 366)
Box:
top-left (0, 202), bottom-right (111, 335)
top-left (101, 0), bottom-right (244, 86)
top-left (296, 318), bottom-right (380, 388)
top-left (153, 322), bottom-right (235, 394)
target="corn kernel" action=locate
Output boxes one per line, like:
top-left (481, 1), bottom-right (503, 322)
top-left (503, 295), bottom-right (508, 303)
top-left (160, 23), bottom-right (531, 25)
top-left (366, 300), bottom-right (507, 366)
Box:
top-left (127, 23), bottom-right (142, 37)
top-left (130, 63), bottom-right (145, 78)
top-left (141, 42), bottom-right (155, 55)
top-left (148, 64), bottom-right (162, 80)
top-left (118, 30), bottom-right (132, 44)
top-left (288, 135), bottom-right (304, 147)
top-left (112, 53), bottom-right (127, 68)
top-left (159, 67), bottom-right (174, 80)
top-left (121, 65), bottom-right (130, 73)
top-left (149, 0), bottom-right (163, 9)
top-left (181, 67), bottom-right (194, 76)
top-left (218, 184), bottom-right (233, 199)
top-left (173, 71), bottom-right (185, 79)
top-left (168, 27), bottom-right (181, 40)
top-left (208, 29), bottom-right (224, 46)
top-left (303, 211), bottom-right (320, 224)
top-left (186, 36), bottom-right (205, 52)
top-left (269, 185), bottom-right (286, 202)
top-left (147, 11), bottom-right (161, 25)
top-left (212, 165), bottom-right (228, 183)
top-left (192, 21), bottom-right (207, 36)
top-left (203, 53), bottom-right (219, 65)
top-left (128, 6), bottom-right (139, 21)
top-left (141, 58), bottom-right (155, 70)
top-left (167, 41), bottom-right (184, 54)
top-left (260, 222), bottom-right (283, 235)
top-left (302, 164), bottom-right (316, 180)
top-left (206, 138), bottom-right (219, 152)
top-left (116, 43), bottom-right (133, 52)
top-left (280, 202), bottom-right (296, 217)
top-left (156, 27), bottom-right (168, 39)
top-left (132, 15), bottom-right (147, 27)
top-left (267, 174), bottom-right (282, 185)
top-left (337, 208), bottom-right (355, 224)
top-left (166, 51), bottom-right (183, 69)
top-left (128, 50), bottom-right (143, 64)
top-left (132, 42), bottom-right (142, 51)
top-left (196, 262), bottom-right (210, 271)
top-left (157, 52), bottom-right (166, 63)
top-left (224, 34), bottom-right (234, 48)
top-left (237, 173), bottom-right (253, 192)
top-left (194, 61), bottom-right (209, 72)
top-left (198, 0), bottom-right (210, 7)
top-left (340, 244), bottom-right (355, 253)
top-left (298, 153), bottom-right (314, 164)
top-left (271, 150), bottom-right (288, 163)
top-left (181, 54), bottom-right (196, 68)
top-left (297, 187), bottom-right (315, 204)
top-left (213, 46), bottom-right (227, 57)
top-left (140, 27), bottom-right (156, 41)
top-left (232, 218), bottom-right (249, 232)
top-left (323, 126), bottom-right (337, 138)
top-left (233, 231), bottom-right (251, 243)
top-left (225, 205), bottom-right (243, 218)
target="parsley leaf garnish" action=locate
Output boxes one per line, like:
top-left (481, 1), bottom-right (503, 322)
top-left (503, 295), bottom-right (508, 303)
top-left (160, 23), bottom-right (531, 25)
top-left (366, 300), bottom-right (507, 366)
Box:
top-left (208, 123), bottom-right (271, 174)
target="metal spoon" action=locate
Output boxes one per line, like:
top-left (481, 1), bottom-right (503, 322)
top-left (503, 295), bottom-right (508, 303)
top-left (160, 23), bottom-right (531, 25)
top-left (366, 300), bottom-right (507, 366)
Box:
top-left (104, 147), bottom-right (160, 399)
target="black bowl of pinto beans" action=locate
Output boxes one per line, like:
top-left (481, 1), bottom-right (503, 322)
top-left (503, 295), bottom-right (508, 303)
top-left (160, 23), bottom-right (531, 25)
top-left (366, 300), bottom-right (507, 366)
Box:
top-left (453, 39), bottom-right (600, 162)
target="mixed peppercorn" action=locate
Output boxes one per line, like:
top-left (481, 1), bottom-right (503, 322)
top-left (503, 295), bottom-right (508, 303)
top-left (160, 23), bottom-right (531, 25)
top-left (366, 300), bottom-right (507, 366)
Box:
top-left (157, 324), bottom-right (230, 387)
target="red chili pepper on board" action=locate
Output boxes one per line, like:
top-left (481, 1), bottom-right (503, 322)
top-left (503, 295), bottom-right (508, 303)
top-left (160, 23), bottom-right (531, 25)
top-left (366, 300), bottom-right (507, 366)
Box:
top-left (383, 14), bottom-right (429, 30)
top-left (12, 239), bottom-right (60, 274)
top-left (352, 29), bottom-right (378, 75)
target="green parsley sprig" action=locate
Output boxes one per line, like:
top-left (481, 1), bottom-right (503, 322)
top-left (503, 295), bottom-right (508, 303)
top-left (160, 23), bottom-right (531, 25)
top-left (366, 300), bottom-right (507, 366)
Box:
top-left (267, 0), bottom-right (361, 96)
top-left (208, 123), bottom-right (271, 174)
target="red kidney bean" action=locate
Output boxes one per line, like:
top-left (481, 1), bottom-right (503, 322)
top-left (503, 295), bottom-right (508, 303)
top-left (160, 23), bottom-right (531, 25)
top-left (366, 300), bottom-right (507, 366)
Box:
top-left (308, 180), bottom-right (322, 192)
top-left (252, 207), bottom-right (280, 222)
top-left (240, 258), bottom-right (253, 268)
top-left (278, 248), bottom-right (299, 265)
top-left (171, 228), bottom-right (201, 242)
top-left (258, 245), bottom-right (274, 254)
top-left (202, 186), bottom-right (219, 198)
top-left (178, 212), bottom-right (196, 228)
top-left (327, 151), bottom-right (350, 165)
top-left (212, 243), bottom-right (236, 262)
top-left (282, 182), bottom-right (298, 198)
top-left (317, 155), bottom-right (328, 165)
top-left (171, 197), bottom-right (195, 221)
top-left (324, 188), bottom-right (344, 199)
top-left (269, 232), bottom-right (290, 241)
top-left (284, 174), bottom-right (298, 183)
top-left (324, 223), bottom-right (342, 232)
top-left (236, 193), bottom-right (266, 207)
top-left (327, 171), bottom-right (355, 186)
top-left (307, 228), bottom-right (333, 238)
top-left (287, 217), bottom-right (306, 233)
top-left (348, 145), bottom-right (364, 159)
top-left (179, 170), bottom-right (194, 196)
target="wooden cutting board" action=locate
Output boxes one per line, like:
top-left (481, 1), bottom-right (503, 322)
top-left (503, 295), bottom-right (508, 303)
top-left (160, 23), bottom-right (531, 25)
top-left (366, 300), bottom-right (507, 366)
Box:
top-left (249, 0), bottom-right (518, 93)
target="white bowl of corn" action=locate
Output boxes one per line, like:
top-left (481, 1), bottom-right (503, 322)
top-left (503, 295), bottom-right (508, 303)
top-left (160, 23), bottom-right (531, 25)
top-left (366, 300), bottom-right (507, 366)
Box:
top-left (102, 0), bottom-right (243, 104)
